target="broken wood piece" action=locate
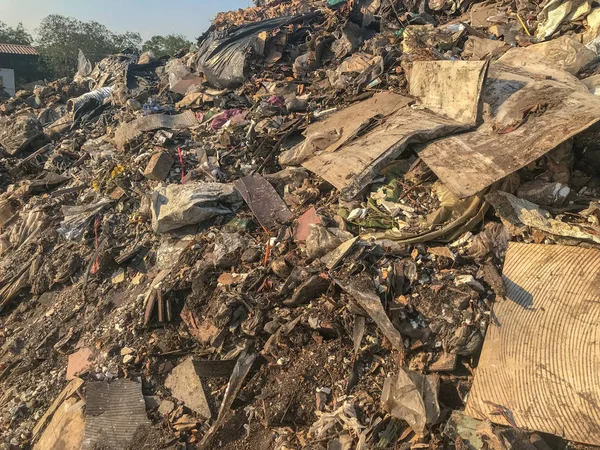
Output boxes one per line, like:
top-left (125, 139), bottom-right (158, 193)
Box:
top-left (157, 290), bottom-right (164, 323)
top-left (165, 358), bottom-right (212, 419)
top-left (34, 396), bottom-right (85, 450)
top-left (143, 290), bottom-right (157, 326)
top-left (321, 236), bottom-right (359, 269)
top-left (33, 377), bottom-right (84, 440)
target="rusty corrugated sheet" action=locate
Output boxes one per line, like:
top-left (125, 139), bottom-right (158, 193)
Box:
top-left (0, 44), bottom-right (38, 56)
top-left (82, 379), bottom-right (150, 450)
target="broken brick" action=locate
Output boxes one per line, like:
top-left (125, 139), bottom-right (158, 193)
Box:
top-left (66, 347), bottom-right (93, 380)
top-left (143, 151), bottom-right (174, 181)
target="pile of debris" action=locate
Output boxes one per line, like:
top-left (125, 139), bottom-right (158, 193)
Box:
top-left (3, 0), bottom-right (600, 449)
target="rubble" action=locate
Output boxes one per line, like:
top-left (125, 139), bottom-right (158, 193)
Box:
top-left (3, 0), bottom-right (600, 449)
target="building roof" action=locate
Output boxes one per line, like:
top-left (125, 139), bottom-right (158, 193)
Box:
top-left (0, 44), bottom-right (38, 56)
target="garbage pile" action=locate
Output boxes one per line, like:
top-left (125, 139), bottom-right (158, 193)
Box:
top-left (3, 0), bottom-right (600, 449)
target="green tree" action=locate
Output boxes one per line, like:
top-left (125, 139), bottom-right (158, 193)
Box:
top-left (0, 22), bottom-right (33, 45)
top-left (142, 34), bottom-right (192, 58)
top-left (35, 15), bottom-right (142, 79)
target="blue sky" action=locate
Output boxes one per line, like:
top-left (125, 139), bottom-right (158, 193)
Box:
top-left (0, 0), bottom-right (252, 42)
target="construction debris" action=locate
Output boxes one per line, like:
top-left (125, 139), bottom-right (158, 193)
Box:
top-left (3, 1), bottom-right (600, 449)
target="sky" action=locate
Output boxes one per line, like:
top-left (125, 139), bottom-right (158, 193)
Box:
top-left (0, 0), bottom-right (253, 42)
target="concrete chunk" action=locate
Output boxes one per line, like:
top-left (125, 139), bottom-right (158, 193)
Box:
top-left (164, 358), bottom-right (212, 419)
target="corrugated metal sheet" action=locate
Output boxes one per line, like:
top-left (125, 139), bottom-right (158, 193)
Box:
top-left (0, 44), bottom-right (38, 56)
top-left (82, 379), bottom-right (150, 450)
top-left (466, 243), bottom-right (600, 446)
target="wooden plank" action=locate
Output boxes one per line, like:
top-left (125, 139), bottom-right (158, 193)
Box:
top-left (33, 378), bottom-right (84, 440)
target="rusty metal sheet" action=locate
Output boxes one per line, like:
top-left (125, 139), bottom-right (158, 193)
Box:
top-left (82, 379), bottom-right (150, 450)
top-left (466, 243), bottom-right (600, 446)
top-left (234, 174), bottom-right (293, 230)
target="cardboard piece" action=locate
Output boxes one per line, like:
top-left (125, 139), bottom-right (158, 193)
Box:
top-left (498, 35), bottom-right (595, 76)
top-left (469, 3), bottom-right (503, 28)
top-left (419, 64), bottom-right (600, 198)
top-left (463, 36), bottom-right (509, 60)
top-left (300, 92), bottom-right (411, 154)
top-left (408, 60), bottom-right (488, 125)
top-left (301, 61), bottom-right (488, 200)
top-left (466, 243), bottom-right (600, 446)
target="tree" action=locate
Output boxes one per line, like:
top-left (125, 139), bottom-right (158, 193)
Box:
top-left (0, 22), bottom-right (33, 45)
top-left (142, 34), bottom-right (192, 58)
top-left (35, 15), bottom-right (142, 79)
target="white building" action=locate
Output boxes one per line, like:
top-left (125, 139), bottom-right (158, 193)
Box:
top-left (0, 68), bottom-right (16, 96)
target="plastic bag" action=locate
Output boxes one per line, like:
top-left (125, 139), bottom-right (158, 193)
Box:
top-left (166, 59), bottom-right (192, 89)
top-left (67, 87), bottom-right (113, 116)
top-left (468, 222), bottom-right (510, 260)
top-left (58, 198), bottom-right (112, 241)
top-left (306, 224), bottom-right (353, 259)
top-left (76, 50), bottom-right (92, 81)
top-left (151, 182), bottom-right (243, 233)
top-left (381, 368), bottom-right (440, 434)
top-left (536, 0), bottom-right (592, 40)
top-left (327, 53), bottom-right (383, 90)
top-left (197, 13), bottom-right (321, 88)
